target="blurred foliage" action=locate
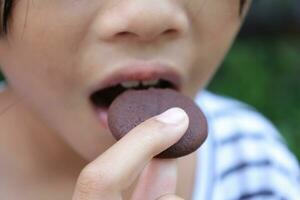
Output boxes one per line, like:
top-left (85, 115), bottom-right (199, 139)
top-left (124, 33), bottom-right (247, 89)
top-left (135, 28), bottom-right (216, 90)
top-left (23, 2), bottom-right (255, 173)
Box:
top-left (0, 73), bottom-right (4, 81)
top-left (208, 0), bottom-right (300, 161)
top-left (208, 36), bottom-right (300, 161)
top-left (240, 0), bottom-right (300, 36)
top-left (0, 73), bottom-right (5, 81)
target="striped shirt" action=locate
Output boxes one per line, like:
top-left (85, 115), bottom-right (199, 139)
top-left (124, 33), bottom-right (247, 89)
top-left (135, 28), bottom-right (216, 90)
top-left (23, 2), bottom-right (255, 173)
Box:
top-left (192, 91), bottom-right (300, 200)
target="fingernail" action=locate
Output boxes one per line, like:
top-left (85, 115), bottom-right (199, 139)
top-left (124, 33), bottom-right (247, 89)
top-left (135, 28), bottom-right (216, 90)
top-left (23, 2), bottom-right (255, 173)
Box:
top-left (155, 107), bottom-right (187, 124)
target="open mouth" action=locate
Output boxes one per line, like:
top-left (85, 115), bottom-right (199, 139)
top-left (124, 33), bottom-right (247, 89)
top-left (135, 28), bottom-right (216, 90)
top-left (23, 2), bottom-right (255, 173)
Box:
top-left (89, 78), bottom-right (178, 129)
top-left (90, 78), bottom-right (177, 109)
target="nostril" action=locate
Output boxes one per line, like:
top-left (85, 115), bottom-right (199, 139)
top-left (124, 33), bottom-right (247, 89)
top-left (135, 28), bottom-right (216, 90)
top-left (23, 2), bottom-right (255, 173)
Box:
top-left (117, 31), bottom-right (131, 36)
top-left (163, 29), bottom-right (179, 37)
top-left (116, 29), bottom-right (178, 41)
top-left (116, 31), bottom-right (137, 38)
top-left (117, 31), bottom-right (134, 37)
top-left (163, 29), bottom-right (177, 35)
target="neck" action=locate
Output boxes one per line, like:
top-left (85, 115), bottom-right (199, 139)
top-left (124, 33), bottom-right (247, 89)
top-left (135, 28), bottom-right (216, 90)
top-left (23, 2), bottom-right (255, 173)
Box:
top-left (0, 86), bottom-right (86, 179)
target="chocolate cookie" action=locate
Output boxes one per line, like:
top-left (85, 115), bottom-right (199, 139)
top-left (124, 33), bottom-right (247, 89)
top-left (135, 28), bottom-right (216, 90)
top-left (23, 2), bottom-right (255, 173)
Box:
top-left (107, 88), bottom-right (208, 158)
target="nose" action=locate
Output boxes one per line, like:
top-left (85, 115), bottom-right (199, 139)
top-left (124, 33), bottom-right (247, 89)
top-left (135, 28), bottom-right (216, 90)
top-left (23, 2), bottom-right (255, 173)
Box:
top-left (94, 0), bottom-right (189, 42)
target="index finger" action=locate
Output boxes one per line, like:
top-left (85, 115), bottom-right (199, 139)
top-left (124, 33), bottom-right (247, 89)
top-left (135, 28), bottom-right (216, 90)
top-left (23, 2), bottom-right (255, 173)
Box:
top-left (73, 107), bottom-right (189, 198)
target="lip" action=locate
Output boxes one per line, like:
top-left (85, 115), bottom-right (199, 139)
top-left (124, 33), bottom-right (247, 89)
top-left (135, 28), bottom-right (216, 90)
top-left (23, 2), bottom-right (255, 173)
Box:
top-left (88, 61), bottom-right (183, 96)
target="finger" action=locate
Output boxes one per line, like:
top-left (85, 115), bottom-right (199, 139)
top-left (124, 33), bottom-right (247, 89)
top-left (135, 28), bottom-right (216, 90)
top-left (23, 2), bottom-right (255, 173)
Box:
top-left (156, 194), bottom-right (185, 200)
top-left (131, 158), bottom-right (178, 200)
top-left (73, 107), bottom-right (189, 200)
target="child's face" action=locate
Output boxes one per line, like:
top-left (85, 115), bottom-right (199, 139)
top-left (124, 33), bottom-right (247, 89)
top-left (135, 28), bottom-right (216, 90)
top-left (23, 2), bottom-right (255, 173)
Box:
top-left (0, 0), bottom-right (251, 160)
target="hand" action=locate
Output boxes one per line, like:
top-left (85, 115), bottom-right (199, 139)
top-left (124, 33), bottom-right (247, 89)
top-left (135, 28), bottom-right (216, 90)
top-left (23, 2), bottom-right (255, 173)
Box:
top-left (72, 107), bottom-right (189, 200)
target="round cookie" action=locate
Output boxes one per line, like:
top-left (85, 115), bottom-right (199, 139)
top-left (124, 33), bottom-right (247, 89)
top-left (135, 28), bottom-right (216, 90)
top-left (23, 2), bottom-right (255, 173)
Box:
top-left (107, 88), bottom-right (208, 158)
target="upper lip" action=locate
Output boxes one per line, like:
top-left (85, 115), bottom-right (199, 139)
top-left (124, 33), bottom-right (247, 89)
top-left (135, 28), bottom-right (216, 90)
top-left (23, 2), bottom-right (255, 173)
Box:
top-left (89, 61), bottom-right (183, 95)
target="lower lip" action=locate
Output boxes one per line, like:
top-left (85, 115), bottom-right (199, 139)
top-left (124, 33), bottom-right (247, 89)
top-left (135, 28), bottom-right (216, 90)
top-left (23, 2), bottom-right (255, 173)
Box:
top-left (94, 107), bottom-right (110, 130)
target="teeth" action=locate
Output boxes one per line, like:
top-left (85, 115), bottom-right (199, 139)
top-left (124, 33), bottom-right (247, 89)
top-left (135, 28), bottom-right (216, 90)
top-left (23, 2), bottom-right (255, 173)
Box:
top-left (142, 79), bottom-right (159, 86)
top-left (120, 79), bottom-right (160, 89)
top-left (121, 81), bottom-right (140, 88)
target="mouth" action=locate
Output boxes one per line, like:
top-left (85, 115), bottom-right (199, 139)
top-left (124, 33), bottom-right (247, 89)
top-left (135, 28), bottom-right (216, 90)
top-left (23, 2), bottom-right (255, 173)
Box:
top-left (89, 66), bottom-right (182, 129)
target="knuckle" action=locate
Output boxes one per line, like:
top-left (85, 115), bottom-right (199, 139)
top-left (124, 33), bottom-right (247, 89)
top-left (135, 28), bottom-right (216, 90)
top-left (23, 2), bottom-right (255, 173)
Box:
top-left (77, 165), bottom-right (116, 193)
top-left (134, 119), bottom-right (171, 156)
top-left (137, 130), bottom-right (162, 156)
top-left (144, 134), bottom-right (165, 155)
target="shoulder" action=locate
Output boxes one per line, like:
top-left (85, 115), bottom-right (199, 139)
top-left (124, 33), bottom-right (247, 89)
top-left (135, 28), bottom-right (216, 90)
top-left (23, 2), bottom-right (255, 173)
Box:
top-left (195, 90), bottom-right (285, 142)
top-left (194, 90), bottom-right (300, 200)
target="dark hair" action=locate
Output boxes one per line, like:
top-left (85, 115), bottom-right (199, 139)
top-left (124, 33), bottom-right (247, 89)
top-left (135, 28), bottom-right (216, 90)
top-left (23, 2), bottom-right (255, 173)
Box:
top-left (0, 0), bottom-right (247, 37)
top-left (240, 0), bottom-right (247, 16)
top-left (0, 0), bottom-right (13, 37)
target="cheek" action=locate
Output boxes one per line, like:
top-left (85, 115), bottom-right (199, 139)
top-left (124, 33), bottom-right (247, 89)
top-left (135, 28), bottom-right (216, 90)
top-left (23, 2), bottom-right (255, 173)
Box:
top-left (0, 1), bottom-right (117, 160)
top-left (184, 0), bottom-right (242, 96)
top-left (4, 0), bottom-right (94, 96)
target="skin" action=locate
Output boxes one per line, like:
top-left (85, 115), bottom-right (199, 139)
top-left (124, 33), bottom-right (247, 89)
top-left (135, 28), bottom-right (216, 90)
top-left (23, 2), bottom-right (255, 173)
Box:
top-left (0, 0), bottom-right (251, 199)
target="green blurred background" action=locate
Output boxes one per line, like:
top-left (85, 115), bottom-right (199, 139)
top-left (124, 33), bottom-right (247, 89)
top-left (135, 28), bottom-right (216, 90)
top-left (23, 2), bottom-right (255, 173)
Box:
top-left (208, 0), bottom-right (300, 161)
top-left (0, 1), bottom-right (299, 160)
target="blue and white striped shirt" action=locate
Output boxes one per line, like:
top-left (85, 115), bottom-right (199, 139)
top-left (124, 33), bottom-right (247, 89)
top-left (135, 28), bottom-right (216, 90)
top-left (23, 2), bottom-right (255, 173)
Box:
top-left (192, 91), bottom-right (300, 200)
